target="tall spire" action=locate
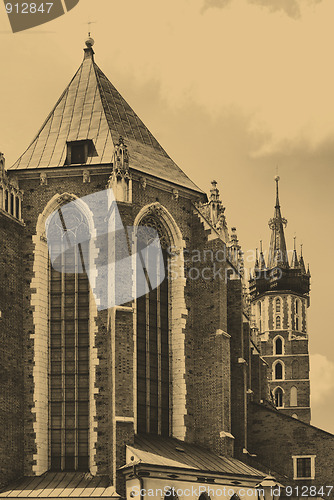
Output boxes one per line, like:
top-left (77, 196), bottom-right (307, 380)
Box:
top-left (259, 240), bottom-right (266, 269)
top-left (299, 244), bottom-right (306, 273)
top-left (267, 176), bottom-right (289, 269)
top-left (291, 236), bottom-right (299, 269)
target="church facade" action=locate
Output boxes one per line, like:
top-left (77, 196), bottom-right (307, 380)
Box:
top-left (0, 38), bottom-right (333, 499)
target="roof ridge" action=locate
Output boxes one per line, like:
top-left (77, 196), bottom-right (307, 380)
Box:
top-left (11, 64), bottom-right (83, 170)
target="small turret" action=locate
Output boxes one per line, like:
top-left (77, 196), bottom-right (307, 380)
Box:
top-left (291, 237), bottom-right (299, 269)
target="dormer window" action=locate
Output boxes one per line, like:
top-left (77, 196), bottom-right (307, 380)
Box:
top-left (66, 140), bottom-right (96, 165)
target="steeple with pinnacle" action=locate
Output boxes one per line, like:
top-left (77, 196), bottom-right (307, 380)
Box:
top-left (249, 176), bottom-right (311, 424)
top-left (268, 176), bottom-right (289, 269)
top-left (249, 177), bottom-right (310, 298)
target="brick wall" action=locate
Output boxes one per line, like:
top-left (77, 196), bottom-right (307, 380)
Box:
top-left (185, 215), bottom-right (232, 457)
top-left (0, 211), bottom-right (24, 487)
top-left (248, 402), bottom-right (334, 494)
top-left (227, 277), bottom-right (247, 458)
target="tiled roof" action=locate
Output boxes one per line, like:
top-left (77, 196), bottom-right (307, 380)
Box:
top-left (124, 434), bottom-right (265, 478)
top-left (0, 472), bottom-right (119, 498)
top-left (10, 46), bottom-right (203, 193)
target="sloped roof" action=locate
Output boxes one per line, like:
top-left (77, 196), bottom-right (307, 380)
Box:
top-left (0, 472), bottom-right (119, 498)
top-left (123, 434), bottom-right (264, 478)
top-left (10, 44), bottom-right (203, 193)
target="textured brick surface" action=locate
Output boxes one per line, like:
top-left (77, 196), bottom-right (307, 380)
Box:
top-left (0, 212), bottom-right (24, 487)
top-left (248, 402), bottom-right (334, 493)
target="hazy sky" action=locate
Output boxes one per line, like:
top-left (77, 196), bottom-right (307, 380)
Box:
top-left (0, 0), bottom-right (333, 434)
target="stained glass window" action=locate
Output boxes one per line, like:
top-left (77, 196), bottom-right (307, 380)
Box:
top-left (136, 216), bottom-right (170, 435)
top-left (48, 205), bottom-right (90, 471)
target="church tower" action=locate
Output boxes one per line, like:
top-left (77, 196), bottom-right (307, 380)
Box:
top-left (249, 177), bottom-right (311, 424)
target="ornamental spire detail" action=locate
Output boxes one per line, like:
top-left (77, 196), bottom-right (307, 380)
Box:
top-left (267, 176), bottom-right (289, 269)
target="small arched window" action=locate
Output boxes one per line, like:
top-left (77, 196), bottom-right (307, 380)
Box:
top-left (276, 316), bottom-right (281, 330)
top-left (274, 361), bottom-right (283, 380)
top-left (295, 299), bottom-right (299, 314)
top-left (290, 386), bottom-right (298, 406)
top-left (274, 387), bottom-right (283, 407)
top-left (276, 297), bottom-right (281, 313)
top-left (274, 336), bottom-right (283, 355)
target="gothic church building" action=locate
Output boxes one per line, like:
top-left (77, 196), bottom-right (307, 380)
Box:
top-left (0, 37), bottom-right (333, 499)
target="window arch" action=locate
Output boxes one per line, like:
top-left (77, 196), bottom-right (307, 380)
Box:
top-left (136, 214), bottom-right (171, 436)
top-left (275, 297), bottom-right (281, 313)
top-left (274, 387), bottom-right (284, 408)
top-left (290, 386), bottom-right (298, 406)
top-left (274, 360), bottom-right (284, 380)
top-left (275, 316), bottom-right (281, 330)
top-left (48, 203), bottom-right (91, 471)
top-left (134, 203), bottom-right (186, 440)
top-left (31, 192), bottom-right (98, 475)
top-left (274, 336), bottom-right (284, 355)
top-left (295, 298), bottom-right (301, 331)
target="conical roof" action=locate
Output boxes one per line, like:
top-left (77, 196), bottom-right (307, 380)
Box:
top-left (267, 176), bottom-right (289, 269)
top-left (10, 42), bottom-right (203, 193)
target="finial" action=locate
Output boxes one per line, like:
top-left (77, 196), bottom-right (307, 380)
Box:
top-left (300, 243), bottom-right (303, 257)
top-left (274, 175), bottom-right (280, 208)
top-left (293, 235), bottom-right (296, 251)
top-left (85, 34), bottom-right (95, 48)
top-left (260, 240), bottom-right (263, 253)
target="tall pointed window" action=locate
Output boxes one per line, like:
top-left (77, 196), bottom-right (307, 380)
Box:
top-left (275, 297), bottom-right (281, 313)
top-left (274, 361), bottom-right (284, 380)
top-left (48, 205), bottom-right (90, 471)
top-left (295, 298), bottom-right (301, 331)
top-left (274, 336), bottom-right (283, 355)
top-left (276, 316), bottom-right (281, 330)
top-left (274, 387), bottom-right (283, 408)
top-left (136, 216), bottom-right (170, 435)
top-left (290, 386), bottom-right (298, 406)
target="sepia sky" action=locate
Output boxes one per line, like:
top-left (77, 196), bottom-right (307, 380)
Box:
top-left (0, 0), bottom-right (333, 433)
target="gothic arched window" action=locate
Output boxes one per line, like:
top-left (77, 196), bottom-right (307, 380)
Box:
top-left (274, 387), bottom-right (283, 407)
top-left (294, 298), bottom-right (301, 331)
top-left (274, 361), bottom-right (284, 380)
top-left (136, 215), bottom-right (170, 435)
top-left (290, 386), bottom-right (298, 406)
top-left (48, 205), bottom-right (90, 471)
top-left (275, 297), bottom-right (281, 313)
top-left (276, 316), bottom-right (281, 330)
top-left (274, 336), bottom-right (283, 355)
